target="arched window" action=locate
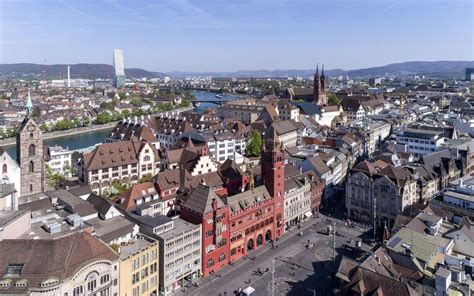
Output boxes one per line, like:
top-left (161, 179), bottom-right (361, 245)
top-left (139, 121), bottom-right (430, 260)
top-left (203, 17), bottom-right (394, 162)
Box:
top-left (28, 161), bottom-right (34, 172)
top-left (28, 144), bottom-right (36, 156)
top-left (2, 164), bottom-right (7, 174)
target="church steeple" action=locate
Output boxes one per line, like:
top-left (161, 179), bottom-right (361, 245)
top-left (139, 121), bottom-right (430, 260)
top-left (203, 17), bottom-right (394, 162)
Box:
top-left (313, 62), bottom-right (328, 105)
top-left (25, 88), bottom-right (33, 117)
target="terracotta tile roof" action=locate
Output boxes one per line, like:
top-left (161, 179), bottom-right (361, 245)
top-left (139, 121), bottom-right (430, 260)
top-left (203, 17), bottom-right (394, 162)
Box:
top-left (353, 160), bottom-right (377, 176)
top-left (83, 138), bottom-right (157, 171)
top-left (114, 182), bottom-right (158, 212)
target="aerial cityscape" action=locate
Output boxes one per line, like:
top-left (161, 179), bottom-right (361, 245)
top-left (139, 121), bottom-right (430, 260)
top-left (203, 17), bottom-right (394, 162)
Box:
top-left (0, 0), bottom-right (473, 296)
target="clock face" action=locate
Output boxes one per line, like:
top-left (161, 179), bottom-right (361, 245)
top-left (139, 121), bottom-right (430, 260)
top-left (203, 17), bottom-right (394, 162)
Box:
top-left (27, 124), bottom-right (36, 132)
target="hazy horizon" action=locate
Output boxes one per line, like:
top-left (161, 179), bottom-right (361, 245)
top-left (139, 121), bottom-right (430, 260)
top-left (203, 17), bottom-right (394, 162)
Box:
top-left (1, 0), bottom-right (473, 72)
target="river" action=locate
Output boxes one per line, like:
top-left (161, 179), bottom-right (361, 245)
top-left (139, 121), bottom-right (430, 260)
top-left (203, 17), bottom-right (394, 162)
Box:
top-left (3, 91), bottom-right (244, 159)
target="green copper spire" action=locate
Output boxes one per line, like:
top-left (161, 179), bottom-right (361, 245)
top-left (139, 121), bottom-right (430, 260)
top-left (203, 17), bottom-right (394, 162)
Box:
top-left (25, 88), bottom-right (33, 116)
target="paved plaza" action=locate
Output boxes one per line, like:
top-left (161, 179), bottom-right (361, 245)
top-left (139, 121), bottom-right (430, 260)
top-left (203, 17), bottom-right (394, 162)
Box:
top-left (174, 215), bottom-right (373, 296)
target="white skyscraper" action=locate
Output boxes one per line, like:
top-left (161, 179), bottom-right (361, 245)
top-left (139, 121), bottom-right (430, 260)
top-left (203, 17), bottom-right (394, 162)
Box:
top-left (113, 49), bottom-right (125, 87)
top-left (67, 65), bottom-right (71, 87)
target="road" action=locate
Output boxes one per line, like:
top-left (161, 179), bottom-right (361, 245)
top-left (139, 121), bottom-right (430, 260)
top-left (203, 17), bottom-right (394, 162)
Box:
top-left (174, 215), bottom-right (373, 296)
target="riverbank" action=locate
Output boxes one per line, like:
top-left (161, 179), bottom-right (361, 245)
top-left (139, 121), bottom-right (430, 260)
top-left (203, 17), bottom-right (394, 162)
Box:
top-left (0, 106), bottom-right (194, 147)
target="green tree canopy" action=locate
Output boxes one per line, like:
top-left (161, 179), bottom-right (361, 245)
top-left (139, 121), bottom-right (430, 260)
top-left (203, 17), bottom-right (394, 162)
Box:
top-left (327, 93), bottom-right (341, 105)
top-left (246, 130), bottom-right (263, 157)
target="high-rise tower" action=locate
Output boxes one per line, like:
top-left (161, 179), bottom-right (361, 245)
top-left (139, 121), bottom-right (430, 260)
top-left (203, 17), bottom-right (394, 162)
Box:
top-left (261, 125), bottom-right (285, 238)
top-left (16, 89), bottom-right (44, 195)
top-left (113, 49), bottom-right (126, 88)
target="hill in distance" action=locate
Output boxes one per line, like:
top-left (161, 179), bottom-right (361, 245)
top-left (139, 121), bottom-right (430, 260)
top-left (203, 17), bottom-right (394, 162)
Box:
top-left (0, 63), bottom-right (163, 80)
top-left (0, 60), bottom-right (472, 79)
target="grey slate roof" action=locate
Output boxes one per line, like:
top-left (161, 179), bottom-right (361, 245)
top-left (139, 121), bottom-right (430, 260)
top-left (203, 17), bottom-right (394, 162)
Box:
top-left (183, 184), bottom-right (225, 215)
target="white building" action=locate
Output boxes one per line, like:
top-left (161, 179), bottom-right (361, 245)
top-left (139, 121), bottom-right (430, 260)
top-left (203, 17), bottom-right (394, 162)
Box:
top-left (45, 145), bottom-right (73, 177)
top-left (0, 148), bottom-right (21, 198)
top-left (0, 232), bottom-right (119, 296)
top-left (203, 131), bottom-right (246, 163)
top-left (396, 127), bottom-right (445, 158)
top-left (283, 175), bottom-right (312, 229)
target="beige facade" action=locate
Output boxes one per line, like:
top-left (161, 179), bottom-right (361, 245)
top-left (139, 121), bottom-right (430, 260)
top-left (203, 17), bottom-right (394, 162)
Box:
top-left (118, 238), bottom-right (159, 296)
top-left (346, 170), bottom-right (417, 228)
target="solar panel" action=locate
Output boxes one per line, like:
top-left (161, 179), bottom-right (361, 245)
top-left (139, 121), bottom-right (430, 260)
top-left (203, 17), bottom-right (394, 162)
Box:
top-left (388, 236), bottom-right (402, 248)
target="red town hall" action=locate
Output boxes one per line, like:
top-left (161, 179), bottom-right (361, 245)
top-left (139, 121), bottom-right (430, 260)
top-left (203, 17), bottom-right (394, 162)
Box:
top-left (179, 126), bottom-right (285, 276)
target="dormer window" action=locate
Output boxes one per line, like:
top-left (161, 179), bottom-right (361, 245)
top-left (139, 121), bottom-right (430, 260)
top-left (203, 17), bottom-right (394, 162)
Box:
top-left (136, 199), bottom-right (143, 205)
top-left (5, 264), bottom-right (24, 278)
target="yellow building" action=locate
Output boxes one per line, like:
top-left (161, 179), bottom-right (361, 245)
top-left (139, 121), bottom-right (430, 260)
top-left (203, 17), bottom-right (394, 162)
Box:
top-left (118, 236), bottom-right (159, 296)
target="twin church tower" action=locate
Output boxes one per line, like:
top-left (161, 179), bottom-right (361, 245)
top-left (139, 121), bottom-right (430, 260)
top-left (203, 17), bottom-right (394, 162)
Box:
top-left (313, 64), bottom-right (327, 105)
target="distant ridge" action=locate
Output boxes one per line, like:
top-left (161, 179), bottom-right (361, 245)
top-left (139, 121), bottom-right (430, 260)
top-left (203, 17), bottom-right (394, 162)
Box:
top-left (163, 61), bottom-right (474, 78)
top-left (1, 61), bottom-right (473, 79)
top-left (0, 63), bottom-right (163, 79)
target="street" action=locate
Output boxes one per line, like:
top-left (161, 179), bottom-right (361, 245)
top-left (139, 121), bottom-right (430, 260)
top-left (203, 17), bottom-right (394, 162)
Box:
top-left (174, 215), bottom-right (373, 296)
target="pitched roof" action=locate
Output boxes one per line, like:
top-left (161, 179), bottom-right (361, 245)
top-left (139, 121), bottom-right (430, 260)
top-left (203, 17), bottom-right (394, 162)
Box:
top-left (336, 266), bottom-right (415, 296)
top-left (86, 194), bottom-right (113, 217)
top-left (272, 120), bottom-right (299, 135)
top-left (182, 184), bottom-right (225, 215)
top-left (353, 160), bottom-right (377, 176)
top-left (224, 186), bottom-right (272, 214)
top-left (83, 138), bottom-right (153, 171)
top-left (219, 159), bottom-right (245, 179)
top-left (114, 182), bottom-right (158, 212)
top-left (306, 155), bottom-right (331, 175)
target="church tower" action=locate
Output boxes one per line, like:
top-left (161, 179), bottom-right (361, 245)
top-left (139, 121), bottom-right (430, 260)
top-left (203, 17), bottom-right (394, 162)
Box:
top-left (261, 125), bottom-right (285, 238)
top-left (313, 63), bottom-right (328, 105)
top-left (16, 89), bottom-right (44, 195)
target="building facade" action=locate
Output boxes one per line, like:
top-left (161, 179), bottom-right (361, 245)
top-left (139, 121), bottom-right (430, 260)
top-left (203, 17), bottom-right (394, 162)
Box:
top-left (0, 147), bottom-right (21, 199)
top-left (78, 139), bottom-right (160, 195)
top-left (283, 175), bottom-right (312, 229)
top-left (346, 161), bottom-right (417, 228)
top-left (118, 237), bottom-right (159, 296)
top-left (0, 232), bottom-right (119, 296)
top-left (396, 127), bottom-right (445, 158)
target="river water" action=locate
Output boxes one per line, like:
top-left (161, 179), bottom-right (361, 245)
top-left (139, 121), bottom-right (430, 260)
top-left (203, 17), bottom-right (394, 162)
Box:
top-left (3, 91), bottom-right (243, 159)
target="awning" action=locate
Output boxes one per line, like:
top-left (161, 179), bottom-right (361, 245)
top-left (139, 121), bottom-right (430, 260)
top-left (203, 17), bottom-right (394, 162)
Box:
top-left (304, 211), bottom-right (313, 218)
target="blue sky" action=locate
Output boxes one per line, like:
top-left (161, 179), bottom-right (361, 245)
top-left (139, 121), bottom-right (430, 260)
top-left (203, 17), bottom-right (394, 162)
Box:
top-left (0, 0), bottom-right (472, 72)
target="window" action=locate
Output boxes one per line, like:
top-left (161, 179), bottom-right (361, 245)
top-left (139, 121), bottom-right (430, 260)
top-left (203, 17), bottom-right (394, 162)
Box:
top-left (100, 274), bottom-right (110, 285)
top-left (28, 161), bottom-right (34, 172)
top-left (28, 144), bottom-right (36, 156)
top-left (207, 258), bottom-right (214, 267)
top-left (73, 286), bottom-right (83, 296)
top-left (132, 272), bottom-right (139, 285)
top-left (218, 253), bottom-right (226, 262)
top-left (87, 276), bottom-right (97, 292)
top-left (2, 164), bottom-right (7, 174)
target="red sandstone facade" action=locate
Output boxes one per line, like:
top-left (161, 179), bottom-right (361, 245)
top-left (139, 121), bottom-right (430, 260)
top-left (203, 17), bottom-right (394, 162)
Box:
top-left (179, 126), bottom-right (286, 276)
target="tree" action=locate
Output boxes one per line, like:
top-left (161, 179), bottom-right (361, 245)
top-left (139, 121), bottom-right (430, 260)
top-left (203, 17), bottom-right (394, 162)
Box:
top-left (139, 173), bottom-right (153, 183)
top-left (45, 165), bottom-right (65, 189)
top-left (327, 93), bottom-right (341, 105)
top-left (246, 130), bottom-right (263, 157)
top-left (96, 112), bottom-right (112, 124)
